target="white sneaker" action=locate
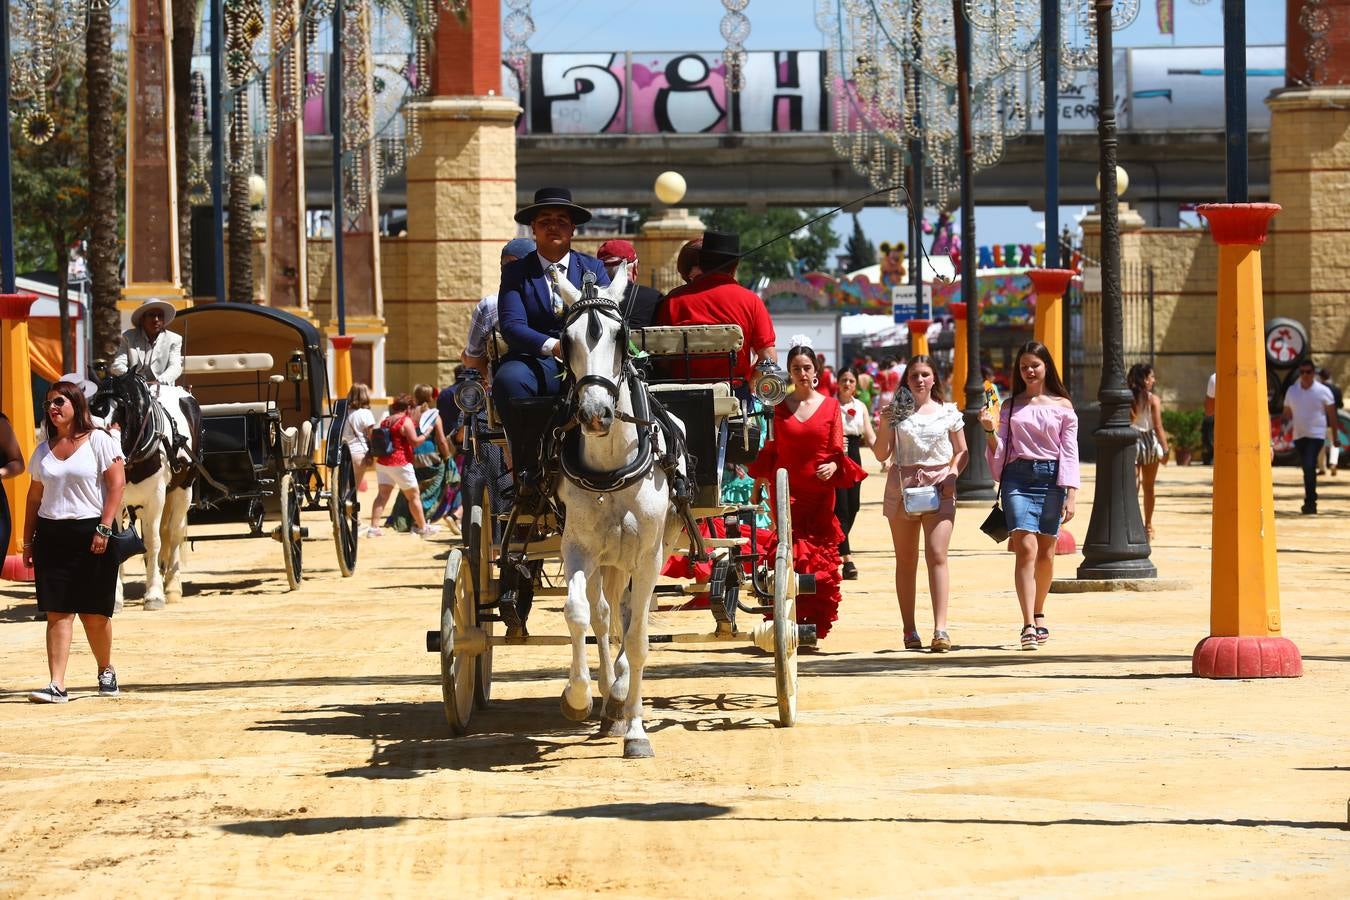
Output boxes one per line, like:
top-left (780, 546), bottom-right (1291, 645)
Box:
top-left (98, 667), bottom-right (120, 698)
top-left (365, 527), bottom-right (383, 538)
top-left (413, 524), bottom-right (441, 538)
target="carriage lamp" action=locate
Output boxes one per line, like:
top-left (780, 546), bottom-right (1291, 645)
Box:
top-left (286, 351), bottom-right (306, 383)
top-left (750, 358), bottom-right (789, 407)
top-left (455, 369), bottom-right (487, 415)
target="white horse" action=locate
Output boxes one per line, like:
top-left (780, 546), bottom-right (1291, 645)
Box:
top-left (92, 374), bottom-right (200, 611)
top-left (552, 266), bottom-right (685, 759)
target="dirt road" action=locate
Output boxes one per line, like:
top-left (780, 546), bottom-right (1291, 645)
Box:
top-left (2, 463), bottom-right (1347, 897)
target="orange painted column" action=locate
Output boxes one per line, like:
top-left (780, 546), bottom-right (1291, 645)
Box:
top-left (907, 319), bottom-right (931, 358)
top-left (1, 294), bottom-right (39, 582)
top-left (949, 302), bottom-right (967, 406)
top-left (330, 335), bottom-right (355, 401)
top-left (1027, 268), bottom-right (1076, 374)
top-left (1192, 202), bottom-right (1301, 678)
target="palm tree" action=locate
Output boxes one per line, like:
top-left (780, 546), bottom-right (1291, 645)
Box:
top-left (172, 0), bottom-right (203, 296)
top-left (225, 3), bottom-right (255, 303)
top-left (85, 1), bottom-right (121, 358)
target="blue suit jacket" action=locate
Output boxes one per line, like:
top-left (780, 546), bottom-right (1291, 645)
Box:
top-left (497, 251), bottom-right (611, 355)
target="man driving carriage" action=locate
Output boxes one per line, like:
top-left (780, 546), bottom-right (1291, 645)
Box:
top-left (110, 298), bottom-right (184, 388)
top-left (494, 187), bottom-right (611, 485)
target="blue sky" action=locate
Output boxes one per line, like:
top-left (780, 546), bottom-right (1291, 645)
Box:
top-left (515, 0), bottom-right (1288, 255)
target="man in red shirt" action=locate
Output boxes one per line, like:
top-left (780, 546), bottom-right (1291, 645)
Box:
top-left (658, 231), bottom-right (776, 382)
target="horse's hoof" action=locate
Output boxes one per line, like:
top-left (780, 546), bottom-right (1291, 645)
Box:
top-left (603, 695), bottom-right (624, 721)
top-left (144, 597), bottom-right (166, 611)
top-left (596, 716), bottom-right (625, 738)
top-left (623, 738), bottom-right (655, 759)
top-left (164, 590), bottom-right (182, 604)
top-left (560, 692), bottom-right (593, 722)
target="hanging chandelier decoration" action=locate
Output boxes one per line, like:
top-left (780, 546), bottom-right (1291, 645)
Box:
top-left (8, 0), bottom-right (102, 145)
top-left (504, 0), bottom-right (535, 84)
top-left (720, 0), bottom-right (751, 92)
top-left (818, 0), bottom-right (1138, 213)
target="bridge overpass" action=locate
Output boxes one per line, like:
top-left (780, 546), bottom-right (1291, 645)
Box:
top-left (301, 44), bottom-right (1285, 227)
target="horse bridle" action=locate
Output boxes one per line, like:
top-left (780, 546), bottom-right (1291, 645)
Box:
top-left (559, 277), bottom-right (632, 411)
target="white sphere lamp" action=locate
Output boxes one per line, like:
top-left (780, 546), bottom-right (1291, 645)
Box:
top-left (1095, 165), bottom-right (1129, 198)
top-left (654, 171), bottom-right (687, 206)
top-left (248, 173), bottom-right (267, 208)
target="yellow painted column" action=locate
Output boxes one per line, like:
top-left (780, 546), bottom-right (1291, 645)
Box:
top-left (1192, 202), bottom-right (1300, 678)
top-left (330, 335), bottom-right (355, 401)
top-left (907, 319), bottom-right (931, 358)
top-left (1, 294), bottom-right (38, 582)
top-left (1027, 268), bottom-right (1076, 373)
top-left (949, 302), bottom-right (968, 406)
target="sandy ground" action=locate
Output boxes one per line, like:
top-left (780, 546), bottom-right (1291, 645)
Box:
top-left (1, 459), bottom-right (1348, 898)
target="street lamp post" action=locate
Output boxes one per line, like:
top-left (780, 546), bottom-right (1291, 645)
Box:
top-left (1076, 0), bottom-right (1155, 580)
top-left (953, 0), bottom-right (995, 501)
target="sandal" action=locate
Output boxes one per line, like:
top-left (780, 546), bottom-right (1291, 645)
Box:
top-left (1034, 613), bottom-right (1049, 645)
top-left (903, 630), bottom-right (923, 650)
top-left (930, 630), bottom-right (951, 653)
top-left (1019, 624), bottom-right (1039, 650)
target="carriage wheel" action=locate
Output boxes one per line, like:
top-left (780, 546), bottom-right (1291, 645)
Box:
top-left (279, 471), bottom-right (304, 590)
top-left (470, 483), bottom-right (495, 710)
top-left (329, 445), bottom-right (359, 577)
top-left (441, 548), bottom-right (478, 735)
top-left (772, 467), bottom-right (798, 727)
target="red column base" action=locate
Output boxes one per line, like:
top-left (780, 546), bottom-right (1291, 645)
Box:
top-left (2, 553), bottom-right (35, 582)
top-left (1192, 635), bottom-right (1302, 678)
top-left (1055, 528), bottom-right (1076, 555)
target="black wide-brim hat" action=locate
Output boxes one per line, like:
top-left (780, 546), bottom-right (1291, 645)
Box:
top-left (700, 230), bottom-right (741, 258)
top-left (515, 187), bottom-right (593, 226)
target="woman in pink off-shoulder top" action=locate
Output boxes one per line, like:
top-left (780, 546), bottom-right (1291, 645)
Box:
top-left (979, 342), bottom-right (1080, 651)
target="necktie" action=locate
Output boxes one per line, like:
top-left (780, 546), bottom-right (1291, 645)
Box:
top-left (548, 264), bottom-right (564, 316)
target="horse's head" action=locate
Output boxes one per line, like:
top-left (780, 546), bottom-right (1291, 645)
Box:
top-left (91, 372), bottom-right (151, 444)
top-left (558, 264), bottom-right (630, 437)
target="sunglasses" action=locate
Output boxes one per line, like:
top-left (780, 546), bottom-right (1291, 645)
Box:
top-left (46, 397), bottom-right (68, 409)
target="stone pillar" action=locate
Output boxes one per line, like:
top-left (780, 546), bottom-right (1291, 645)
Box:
top-left (264, 0), bottom-right (309, 315)
top-left (123, 0), bottom-right (185, 319)
top-left (1265, 85), bottom-right (1350, 387)
top-left (399, 1), bottom-right (517, 390)
top-left (639, 208), bottom-right (706, 293)
top-left (1, 294), bottom-right (38, 582)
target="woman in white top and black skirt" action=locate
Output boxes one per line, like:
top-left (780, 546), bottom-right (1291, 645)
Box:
top-left (871, 356), bottom-right (968, 652)
top-left (22, 380), bottom-right (126, 703)
top-left (834, 368), bottom-right (875, 580)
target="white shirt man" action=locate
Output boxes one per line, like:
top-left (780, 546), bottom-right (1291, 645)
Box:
top-left (1283, 361), bottom-right (1337, 514)
top-left (110, 299), bottom-right (183, 386)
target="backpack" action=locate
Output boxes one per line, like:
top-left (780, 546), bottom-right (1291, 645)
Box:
top-left (368, 417), bottom-right (397, 459)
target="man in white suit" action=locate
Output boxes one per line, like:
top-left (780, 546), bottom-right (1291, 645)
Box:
top-left (110, 298), bottom-right (183, 386)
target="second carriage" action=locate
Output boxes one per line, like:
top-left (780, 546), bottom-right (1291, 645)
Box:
top-left (427, 321), bottom-right (815, 734)
top-left (170, 304), bottom-right (361, 589)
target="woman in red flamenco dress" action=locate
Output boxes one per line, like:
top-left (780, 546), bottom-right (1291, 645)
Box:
top-left (749, 344), bottom-right (867, 643)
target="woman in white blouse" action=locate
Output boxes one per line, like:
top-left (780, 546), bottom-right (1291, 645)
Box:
top-left (871, 356), bottom-right (968, 652)
top-left (22, 380), bottom-right (126, 702)
top-left (835, 368), bottom-right (875, 580)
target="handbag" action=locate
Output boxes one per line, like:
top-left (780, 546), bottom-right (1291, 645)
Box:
top-left (979, 397), bottom-right (1012, 543)
top-left (1135, 427), bottom-right (1163, 466)
top-left (902, 484), bottom-right (942, 517)
top-left (109, 519), bottom-right (146, 565)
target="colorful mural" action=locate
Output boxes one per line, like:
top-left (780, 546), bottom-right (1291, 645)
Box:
top-left (764, 269), bottom-right (1042, 326)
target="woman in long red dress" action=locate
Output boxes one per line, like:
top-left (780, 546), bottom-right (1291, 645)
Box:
top-left (750, 344), bottom-right (867, 643)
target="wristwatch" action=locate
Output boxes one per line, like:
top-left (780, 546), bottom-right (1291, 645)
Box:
top-left (95, 523), bottom-right (114, 538)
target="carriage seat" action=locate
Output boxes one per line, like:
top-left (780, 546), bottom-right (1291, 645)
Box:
top-left (197, 401), bottom-right (273, 416)
top-left (280, 420), bottom-right (314, 462)
top-left (647, 382), bottom-right (741, 420)
top-left (184, 352), bottom-right (275, 375)
top-left (631, 324), bottom-right (743, 355)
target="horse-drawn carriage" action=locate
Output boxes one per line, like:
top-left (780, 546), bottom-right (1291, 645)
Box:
top-left (169, 304), bottom-right (359, 589)
top-left (426, 268), bottom-right (812, 756)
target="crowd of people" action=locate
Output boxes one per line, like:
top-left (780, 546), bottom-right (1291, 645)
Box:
top-left (14, 183), bottom-right (1346, 703)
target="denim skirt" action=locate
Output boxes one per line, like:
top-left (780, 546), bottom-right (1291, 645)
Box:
top-left (1000, 458), bottom-right (1066, 536)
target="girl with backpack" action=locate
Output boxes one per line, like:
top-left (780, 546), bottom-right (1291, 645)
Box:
top-left (368, 394), bottom-right (440, 537)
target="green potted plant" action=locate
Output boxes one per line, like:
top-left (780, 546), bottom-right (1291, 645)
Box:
top-left (1161, 409), bottom-right (1204, 465)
